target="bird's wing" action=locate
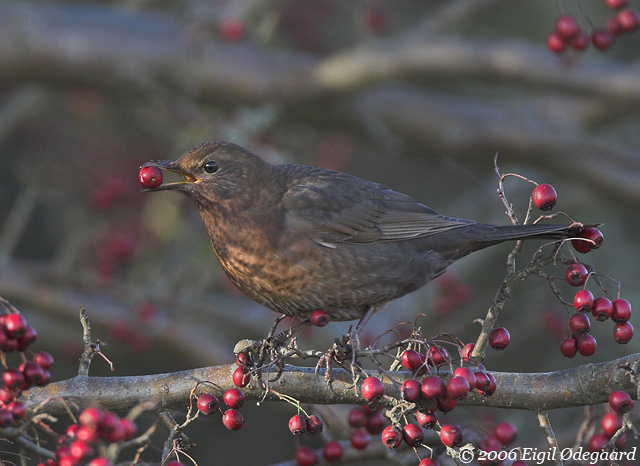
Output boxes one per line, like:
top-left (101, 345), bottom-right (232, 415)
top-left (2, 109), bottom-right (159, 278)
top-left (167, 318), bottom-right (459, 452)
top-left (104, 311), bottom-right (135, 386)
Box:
top-left (282, 167), bottom-right (472, 246)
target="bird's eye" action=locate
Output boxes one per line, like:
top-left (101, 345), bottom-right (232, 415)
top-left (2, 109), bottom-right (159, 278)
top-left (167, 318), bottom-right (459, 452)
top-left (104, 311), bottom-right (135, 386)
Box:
top-left (203, 160), bottom-right (219, 173)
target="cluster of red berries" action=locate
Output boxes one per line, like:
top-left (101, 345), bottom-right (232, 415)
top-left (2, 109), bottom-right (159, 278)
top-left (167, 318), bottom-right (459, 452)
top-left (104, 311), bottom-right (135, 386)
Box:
top-left (37, 406), bottom-right (137, 466)
top-left (1, 311), bottom-right (53, 428)
top-left (375, 347), bottom-right (496, 459)
top-left (475, 421), bottom-right (519, 464)
top-left (195, 354), bottom-right (254, 431)
top-left (560, 263), bottom-right (633, 358)
top-left (546, 3), bottom-right (639, 54)
top-left (586, 390), bottom-right (634, 453)
top-left (531, 184), bottom-right (604, 255)
top-left (197, 386), bottom-right (246, 431)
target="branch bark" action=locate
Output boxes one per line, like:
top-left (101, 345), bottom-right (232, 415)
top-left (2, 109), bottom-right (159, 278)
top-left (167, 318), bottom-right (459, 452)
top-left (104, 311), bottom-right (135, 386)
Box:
top-left (21, 353), bottom-right (640, 420)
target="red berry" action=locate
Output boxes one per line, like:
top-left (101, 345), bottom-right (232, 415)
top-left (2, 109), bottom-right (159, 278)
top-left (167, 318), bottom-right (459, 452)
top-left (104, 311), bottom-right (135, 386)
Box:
top-left (120, 418), bottom-right (137, 440)
top-left (428, 345), bottom-right (449, 366)
top-left (219, 19), bottom-right (245, 42)
top-left (222, 409), bottom-right (244, 430)
top-left (573, 227), bottom-right (604, 253)
top-left (310, 310), bottom-right (330, 327)
top-left (365, 412), bottom-right (386, 434)
top-left (3, 368), bottom-right (25, 389)
top-left (69, 440), bottom-right (93, 460)
top-left (401, 349), bottom-right (423, 371)
top-left (574, 289), bottom-right (595, 312)
top-left (4, 314), bottom-right (28, 337)
top-left (323, 440), bottom-right (344, 462)
top-left (569, 313), bottom-right (591, 336)
top-left (436, 393), bottom-right (457, 413)
top-left (102, 411), bottom-right (126, 443)
top-left (560, 337), bottom-right (578, 358)
top-left (138, 166), bottom-right (163, 189)
top-left (197, 393), bottom-right (219, 415)
top-left (347, 407), bottom-right (368, 428)
top-left (402, 422), bottom-right (424, 447)
top-left (295, 445), bottom-right (318, 466)
top-left (416, 411), bottom-right (438, 429)
top-left (588, 431), bottom-right (609, 452)
top-left (164, 462), bottom-right (184, 466)
top-left (618, 8), bottom-right (640, 31)
top-left (33, 351), bottom-right (55, 369)
top-left (601, 411), bottom-right (623, 438)
top-left (547, 32), bottom-right (566, 53)
top-left (235, 352), bottom-right (253, 368)
top-left (556, 15), bottom-right (581, 40)
top-left (76, 425), bottom-right (99, 444)
top-left (592, 297), bottom-right (614, 321)
top-left (612, 298), bottom-right (632, 322)
top-left (381, 425), bottom-right (403, 449)
top-left (446, 376), bottom-right (470, 401)
top-left (606, 0), bottom-right (629, 9)
top-left (88, 458), bottom-right (114, 466)
top-left (361, 376), bottom-right (384, 403)
top-left (607, 16), bottom-right (625, 35)
top-left (350, 429), bottom-right (370, 450)
top-left (232, 366), bottom-right (250, 387)
top-left (419, 460), bottom-right (438, 466)
top-left (421, 375), bottom-right (445, 400)
top-left (592, 29), bottom-right (617, 50)
top-left (223, 388), bottom-right (245, 409)
top-left (475, 372), bottom-right (497, 396)
top-left (306, 414), bottom-right (323, 434)
top-left (439, 424), bottom-right (463, 447)
top-left (289, 414), bottom-right (307, 435)
top-left (453, 367), bottom-right (476, 388)
top-left (401, 379), bottom-right (422, 402)
top-left (609, 390), bottom-right (634, 413)
top-left (17, 325), bottom-right (37, 349)
top-left (565, 263), bottom-right (589, 286)
top-left (461, 343), bottom-right (475, 361)
top-left (570, 30), bottom-right (590, 50)
top-left (489, 327), bottom-right (510, 350)
top-left (532, 183), bottom-right (557, 211)
top-left (7, 400), bottom-right (26, 420)
top-left (614, 321), bottom-right (634, 344)
top-left (577, 334), bottom-right (597, 356)
top-left (0, 387), bottom-right (14, 404)
top-left (0, 408), bottom-right (13, 427)
top-left (22, 361), bottom-right (46, 385)
top-left (494, 421), bottom-right (517, 445)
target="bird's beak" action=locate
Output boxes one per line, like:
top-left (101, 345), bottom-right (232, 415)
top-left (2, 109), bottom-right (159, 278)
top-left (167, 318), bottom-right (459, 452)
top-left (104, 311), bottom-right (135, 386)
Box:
top-left (140, 161), bottom-right (198, 192)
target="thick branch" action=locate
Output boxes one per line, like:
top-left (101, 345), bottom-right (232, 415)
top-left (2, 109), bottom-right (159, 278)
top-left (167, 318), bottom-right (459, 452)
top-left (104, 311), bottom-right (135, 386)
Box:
top-left (21, 354), bottom-right (639, 419)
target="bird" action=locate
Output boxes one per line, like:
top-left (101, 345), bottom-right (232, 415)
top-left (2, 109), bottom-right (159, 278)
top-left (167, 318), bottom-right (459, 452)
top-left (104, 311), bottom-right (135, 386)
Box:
top-left (141, 141), bottom-right (583, 332)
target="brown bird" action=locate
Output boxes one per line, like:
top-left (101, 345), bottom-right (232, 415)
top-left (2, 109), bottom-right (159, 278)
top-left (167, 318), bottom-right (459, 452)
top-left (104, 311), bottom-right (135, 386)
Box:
top-left (142, 141), bottom-right (581, 331)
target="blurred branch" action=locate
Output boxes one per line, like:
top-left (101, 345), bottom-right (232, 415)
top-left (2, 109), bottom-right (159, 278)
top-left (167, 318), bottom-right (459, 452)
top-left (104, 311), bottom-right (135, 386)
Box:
top-left (1, 2), bottom-right (639, 105)
top-left (21, 353), bottom-right (640, 419)
top-left (1, 1), bottom-right (638, 198)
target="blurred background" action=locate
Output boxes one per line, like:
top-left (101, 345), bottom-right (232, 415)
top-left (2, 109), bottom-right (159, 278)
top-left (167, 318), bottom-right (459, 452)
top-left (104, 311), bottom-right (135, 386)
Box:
top-left (0, 0), bottom-right (639, 464)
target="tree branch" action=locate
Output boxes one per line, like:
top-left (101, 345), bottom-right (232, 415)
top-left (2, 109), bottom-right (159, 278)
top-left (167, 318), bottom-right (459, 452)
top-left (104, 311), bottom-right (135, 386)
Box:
top-left (21, 354), bottom-right (639, 419)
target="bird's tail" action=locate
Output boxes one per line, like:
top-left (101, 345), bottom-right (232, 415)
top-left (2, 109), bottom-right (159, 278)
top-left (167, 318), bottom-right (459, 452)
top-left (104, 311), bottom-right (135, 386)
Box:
top-left (477, 222), bottom-right (592, 243)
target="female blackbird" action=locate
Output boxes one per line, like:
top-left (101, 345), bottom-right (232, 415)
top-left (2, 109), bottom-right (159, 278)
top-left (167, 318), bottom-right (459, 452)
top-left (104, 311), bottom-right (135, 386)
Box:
top-left (142, 141), bottom-right (582, 330)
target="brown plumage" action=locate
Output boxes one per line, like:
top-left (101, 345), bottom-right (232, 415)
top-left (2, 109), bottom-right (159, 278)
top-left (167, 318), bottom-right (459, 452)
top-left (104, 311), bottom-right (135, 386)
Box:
top-left (142, 141), bottom-right (581, 327)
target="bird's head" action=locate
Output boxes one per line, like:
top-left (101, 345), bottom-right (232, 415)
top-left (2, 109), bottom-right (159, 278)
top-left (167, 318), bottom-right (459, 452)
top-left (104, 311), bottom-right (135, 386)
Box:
top-left (140, 141), bottom-right (275, 205)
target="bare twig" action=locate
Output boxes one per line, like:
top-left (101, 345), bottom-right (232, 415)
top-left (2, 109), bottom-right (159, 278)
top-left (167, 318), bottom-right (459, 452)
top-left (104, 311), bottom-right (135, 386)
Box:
top-left (537, 411), bottom-right (563, 466)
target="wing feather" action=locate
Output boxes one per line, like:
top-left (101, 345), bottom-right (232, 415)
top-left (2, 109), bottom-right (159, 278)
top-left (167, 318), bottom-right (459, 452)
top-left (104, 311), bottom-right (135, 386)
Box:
top-left (281, 165), bottom-right (472, 246)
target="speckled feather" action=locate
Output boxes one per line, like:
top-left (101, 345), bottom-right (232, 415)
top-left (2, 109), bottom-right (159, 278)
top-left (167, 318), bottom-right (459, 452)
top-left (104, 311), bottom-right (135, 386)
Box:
top-left (147, 141), bottom-right (579, 322)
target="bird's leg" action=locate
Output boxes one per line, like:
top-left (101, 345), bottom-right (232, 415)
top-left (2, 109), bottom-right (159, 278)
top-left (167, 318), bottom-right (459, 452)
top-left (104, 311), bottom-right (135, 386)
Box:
top-left (354, 305), bottom-right (376, 335)
top-left (252, 317), bottom-right (313, 369)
